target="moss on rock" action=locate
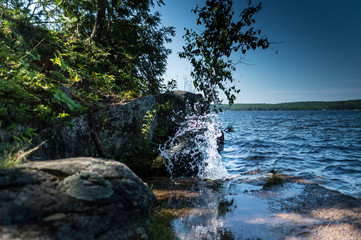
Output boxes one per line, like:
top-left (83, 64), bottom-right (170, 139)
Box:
top-left (63, 171), bottom-right (113, 201)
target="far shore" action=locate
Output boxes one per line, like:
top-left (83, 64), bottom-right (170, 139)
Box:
top-left (221, 99), bottom-right (361, 111)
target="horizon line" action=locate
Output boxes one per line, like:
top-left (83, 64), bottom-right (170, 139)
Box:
top-left (225, 99), bottom-right (361, 105)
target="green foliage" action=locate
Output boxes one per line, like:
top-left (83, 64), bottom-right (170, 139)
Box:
top-left (149, 208), bottom-right (176, 240)
top-left (12, 127), bottom-right (37, 143)
top-left (0, 15), bottom-right (64, 128)
top-left (220, 100), bottom-right (361, 111)
top-left (180, 0), bottom-right (270, 105)
top-left (52, 0), bottom-right (175, 95)
top-left (142, 102), bottom-right (172, 141)
top-left (0, 80), bottom-right (37, 129)
top-left (53, 89), bottom-right (82, 111)
top-left (0, 0), bottom-right (174, 134)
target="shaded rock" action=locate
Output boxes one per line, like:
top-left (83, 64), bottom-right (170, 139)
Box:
top-left (90, 95), bottom-right (156, 160)
top-left (0, 157), bottom-right (156, 240)
top-left (30, 115), bottom-right (98, 160)
top-left (154, 91), bottom-right (205, 137)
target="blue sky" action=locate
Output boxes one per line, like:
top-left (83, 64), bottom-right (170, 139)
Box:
top-left (155, 0), bottom-right (361, 104)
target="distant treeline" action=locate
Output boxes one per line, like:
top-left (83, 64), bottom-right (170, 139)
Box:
top-left (220, 100), bottom-right (361, 111)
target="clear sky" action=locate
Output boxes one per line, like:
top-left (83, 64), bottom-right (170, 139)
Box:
top-left (155, 0), bottom-right (361, 104)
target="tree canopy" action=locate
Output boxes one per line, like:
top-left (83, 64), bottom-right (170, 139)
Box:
top-left (0, 0), bottom-right (272, 135)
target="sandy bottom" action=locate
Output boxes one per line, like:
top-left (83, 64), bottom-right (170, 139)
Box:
top-left (147, 172), bottom-right (361, 240)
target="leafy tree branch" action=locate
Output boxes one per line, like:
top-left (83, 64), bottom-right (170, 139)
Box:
top-left (179, 0), bottom-right (271, 105)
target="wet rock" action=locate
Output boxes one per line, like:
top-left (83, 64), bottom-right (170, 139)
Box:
top-left (156, 111), bottom-right (225, 178)
top-left (0, 157), bottom-right (156, 240)
top-left (159, 136), bottom-right (204, 177)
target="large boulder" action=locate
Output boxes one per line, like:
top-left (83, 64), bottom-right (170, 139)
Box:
top-left (29, 91), bottom-right (204, 177)
top-left (30, 91), bottom-right (203, 162)
top-left (0, 157), bottom-right (156, 240)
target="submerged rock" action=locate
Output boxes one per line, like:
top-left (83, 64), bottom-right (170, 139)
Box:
top-left (0, 157), bottom-right (156, 240)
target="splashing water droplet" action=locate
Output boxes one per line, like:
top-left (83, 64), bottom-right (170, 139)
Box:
top-left (159, 106), bottom-right (228, 180)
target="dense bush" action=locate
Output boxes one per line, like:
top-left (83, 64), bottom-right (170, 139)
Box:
top-left (0, 1), bottom-right (174, 131)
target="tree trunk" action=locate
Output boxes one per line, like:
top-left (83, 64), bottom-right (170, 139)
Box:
top-left (89, 0), bottom-right (107, 43)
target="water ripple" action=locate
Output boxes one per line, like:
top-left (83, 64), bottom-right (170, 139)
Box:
top-left (219, 110), bottom-right (361, 198)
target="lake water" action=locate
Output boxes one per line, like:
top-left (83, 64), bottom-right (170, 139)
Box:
top-left (218, 110), bottom-right (361, 198)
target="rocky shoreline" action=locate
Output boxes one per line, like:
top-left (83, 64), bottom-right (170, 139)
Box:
top-left (147, 171), bottom-right (361, 240)
top-left (1, 91), bottom-right (360, 239)
top-left (2, 159), bottom-right (359, 239)
top-left (0, 91), bottom-right (206, 240)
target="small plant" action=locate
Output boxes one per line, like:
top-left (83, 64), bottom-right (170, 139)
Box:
top-left (224, 124), bottom-right (234, 133)
top-left (263, 170), bottom-right (283, 189)
top-left (12, 128), bottom-right (37, 143)
top-left (53, 89), bottom-right (82, 111)
top-left (1, 128), bottom-right (42, 168)
top-left (1, 142), bottom-right (25, 168)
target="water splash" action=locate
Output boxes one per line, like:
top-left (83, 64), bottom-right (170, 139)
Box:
top-left (159, 103), bottom-right (228, 180)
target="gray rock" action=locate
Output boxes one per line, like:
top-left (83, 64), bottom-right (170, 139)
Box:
top-left (30, 115), bottom-right (98, 160)
top-left (90, 95), bottom-right (156, 159)
top-left (0, 157), bottom-right (156, 240)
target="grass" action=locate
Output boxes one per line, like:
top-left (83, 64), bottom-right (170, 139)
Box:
top-left (149, 208), bottom-right (176, 240)
top-left (0, 143), bottom-right (27, 168)
top-left (0, 141), bottom-right (45, 168)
